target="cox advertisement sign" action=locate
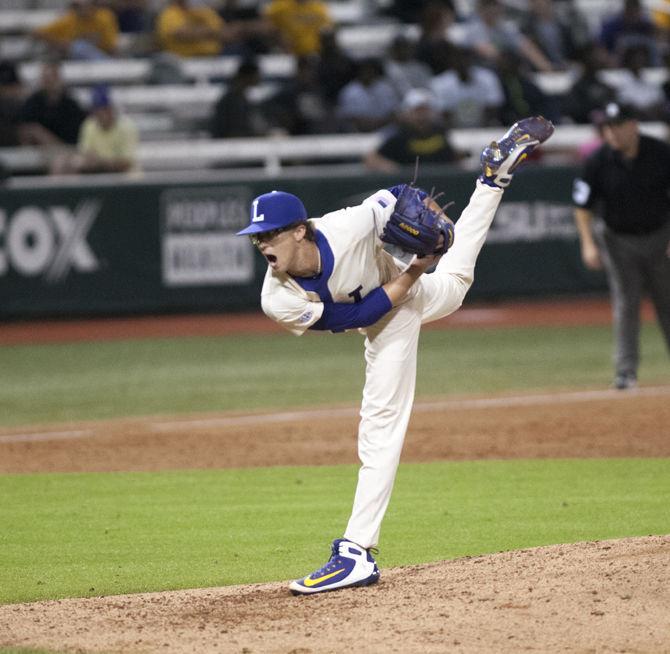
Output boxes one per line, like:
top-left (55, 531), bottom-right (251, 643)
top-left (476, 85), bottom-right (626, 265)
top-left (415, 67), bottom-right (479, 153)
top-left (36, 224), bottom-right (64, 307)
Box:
top-left (0, 182), bottom-right (262, 318)
top-left (0, 200), bottom-right (100, 283)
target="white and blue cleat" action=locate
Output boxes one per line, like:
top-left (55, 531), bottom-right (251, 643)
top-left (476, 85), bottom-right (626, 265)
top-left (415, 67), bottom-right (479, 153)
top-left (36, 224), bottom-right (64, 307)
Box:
top-left (289, 538), bottom-right (380, 595)
top-left (480, 116), bottom-right (555, 188)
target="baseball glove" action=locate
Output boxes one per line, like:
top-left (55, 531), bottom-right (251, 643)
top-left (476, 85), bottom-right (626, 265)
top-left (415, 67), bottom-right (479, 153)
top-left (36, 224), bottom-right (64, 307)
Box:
top-left (381, 184), bottom-right (455, 257)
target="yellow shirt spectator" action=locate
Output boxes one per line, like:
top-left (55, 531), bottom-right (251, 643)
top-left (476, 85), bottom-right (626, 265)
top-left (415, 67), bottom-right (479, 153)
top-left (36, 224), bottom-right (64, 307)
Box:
top-left (264, 0), bottom-right (332, 56)
top-left (157, 0), bottom-right (226, 58)
top-left (78, 114), bottom-right (139, 171)
top-left (34, 2), bottom-right (118, 55)
top-left (652, 0), bottom-right (670, 30)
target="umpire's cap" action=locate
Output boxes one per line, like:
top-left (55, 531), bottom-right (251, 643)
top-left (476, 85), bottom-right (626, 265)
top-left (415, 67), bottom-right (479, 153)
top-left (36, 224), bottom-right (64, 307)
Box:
top-left (598, 102), bottom-right (638, 125)
top-left (237, 190), bottom-right (308, 235)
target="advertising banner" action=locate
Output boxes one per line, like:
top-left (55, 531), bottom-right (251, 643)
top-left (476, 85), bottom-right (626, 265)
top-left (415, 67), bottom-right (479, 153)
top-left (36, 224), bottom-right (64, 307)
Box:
top-left (0, 166), bottom-right (606, 319)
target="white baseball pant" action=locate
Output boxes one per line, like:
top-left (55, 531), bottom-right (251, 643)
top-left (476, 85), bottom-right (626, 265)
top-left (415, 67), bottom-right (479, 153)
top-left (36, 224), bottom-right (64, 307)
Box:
top-left (344, 181), bottom-right (504, 548)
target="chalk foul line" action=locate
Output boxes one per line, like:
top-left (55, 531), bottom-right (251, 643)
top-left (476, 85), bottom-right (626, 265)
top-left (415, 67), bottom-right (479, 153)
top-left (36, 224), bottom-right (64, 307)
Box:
top-left (1, 386), bottom-right (668, 444)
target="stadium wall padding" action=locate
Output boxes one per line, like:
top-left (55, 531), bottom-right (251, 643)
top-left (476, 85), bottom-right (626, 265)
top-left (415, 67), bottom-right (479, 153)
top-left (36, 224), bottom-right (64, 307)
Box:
top-left (0, 165), bottom-right (607, 318)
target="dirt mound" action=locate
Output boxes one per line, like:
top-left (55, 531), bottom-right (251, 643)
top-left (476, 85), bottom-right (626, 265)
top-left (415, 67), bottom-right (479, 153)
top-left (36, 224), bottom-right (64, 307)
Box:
top-left (1, 535), bottom-right (668, 653)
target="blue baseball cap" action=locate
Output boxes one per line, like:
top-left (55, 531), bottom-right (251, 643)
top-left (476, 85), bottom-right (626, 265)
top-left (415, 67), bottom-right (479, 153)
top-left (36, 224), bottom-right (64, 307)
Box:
top-left (91, 83), bottom-right (112, 110)
top-left (237, 190), bottom-right (308, 235)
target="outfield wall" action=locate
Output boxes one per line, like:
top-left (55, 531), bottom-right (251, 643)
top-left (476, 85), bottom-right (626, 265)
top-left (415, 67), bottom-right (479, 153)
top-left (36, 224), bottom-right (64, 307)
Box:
top-left (0, 165), bottom-right (607, 319)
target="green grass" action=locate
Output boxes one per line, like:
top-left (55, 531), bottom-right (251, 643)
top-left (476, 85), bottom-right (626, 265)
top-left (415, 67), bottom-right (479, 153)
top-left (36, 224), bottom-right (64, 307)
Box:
top-left (0, 323), bottom-right (668, 607)
top-left (1, 458), bottom-right (668, 604)
top-left (0, 323), bottom-right (668, 427)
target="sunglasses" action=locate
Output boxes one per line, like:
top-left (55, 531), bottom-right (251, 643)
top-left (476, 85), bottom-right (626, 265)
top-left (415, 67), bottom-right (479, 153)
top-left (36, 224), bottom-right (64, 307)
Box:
top-left (248, 223), bottom-right (300, 247)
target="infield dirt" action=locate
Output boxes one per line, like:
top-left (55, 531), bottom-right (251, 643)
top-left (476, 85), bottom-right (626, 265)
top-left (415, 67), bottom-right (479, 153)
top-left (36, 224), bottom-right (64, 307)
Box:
top-left (1, 299), bottom-right (669, 653)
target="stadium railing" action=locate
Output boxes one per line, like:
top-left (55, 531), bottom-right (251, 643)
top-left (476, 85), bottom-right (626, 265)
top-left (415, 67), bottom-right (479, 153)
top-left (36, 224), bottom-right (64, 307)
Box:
top-left (2, 123), bottom-right (668, 177)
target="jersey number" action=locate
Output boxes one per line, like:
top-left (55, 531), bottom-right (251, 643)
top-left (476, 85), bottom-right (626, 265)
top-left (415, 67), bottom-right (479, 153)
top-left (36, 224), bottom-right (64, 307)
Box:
top-left (348, 285), bottom-right (363, 303)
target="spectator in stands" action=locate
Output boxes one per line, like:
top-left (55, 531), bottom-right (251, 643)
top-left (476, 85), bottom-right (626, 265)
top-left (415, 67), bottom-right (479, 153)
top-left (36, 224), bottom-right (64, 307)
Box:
top-left (495, 50), bottom-right (561, 126)
top-left (156, 0), bottom-right (232, 57)
top-left (415, 1), bottom-right (457, 73)
top-left (552, 0), bottom-right (592, 55)
top-left (105, 0), bottom-right (148, 33)
top-left (364, 88), bottom-right (460, 173)
top-left (599, 0), bottom-right (659, 67)
top-left (652, 0), bottom-right (670, 29)
top-left (267, 55), bottom-right (333, 134)
top-left (217, 0), bottom-right (275, 55)
top-left (462, 0), bottom-right (554, 72)
top-left (519, 0), bottom-right (578, 70)
top-left (218, 0), bottom-right (259, 22)
top-left (18, 61), bottom-right (87, 147)
top-left (429, 44), bottom-right (504, 128)
top-left (653, 1), bottom-right (670, 71)
top-left (262, 0), bottom-right (333, 56)
top-left (209, 58), bottom-right (270, 138)
top-left (32, 0), bottom-right (119, 60)
top-left (315, 28), bottom-right (355, 104)
top-left (336, 57), bottom-right (399, 133)
top-left (652, 0), bottom-right (670, 53)
top-left (384, 0), bottom-right (457, 24)
top-left (385, 35), bottom-right (433, 99)
top-left (51, 84), bottom-right (138, 174)
top-left (614, 44), bottom-right (665, 120)
top-left (562, 45), bottom-right (616, 124)
top-left (0, 62), bottom-right (26, 148)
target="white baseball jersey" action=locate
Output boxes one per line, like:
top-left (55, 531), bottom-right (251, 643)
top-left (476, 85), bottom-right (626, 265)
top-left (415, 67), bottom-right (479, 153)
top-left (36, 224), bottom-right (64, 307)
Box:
top-left (256, 181), bottom-right (503, 549)
top-left (260, 189), bottom-right (401, 336)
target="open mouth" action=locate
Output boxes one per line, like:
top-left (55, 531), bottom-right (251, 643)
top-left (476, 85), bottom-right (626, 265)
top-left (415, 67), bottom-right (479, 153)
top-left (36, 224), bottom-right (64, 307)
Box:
top-left (266, 254), bottom-right (277, 264)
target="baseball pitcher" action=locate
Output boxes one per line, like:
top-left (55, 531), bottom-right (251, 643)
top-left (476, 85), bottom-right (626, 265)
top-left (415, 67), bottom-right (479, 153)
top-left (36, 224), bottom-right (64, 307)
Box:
top-left (237, 116), bottom-right (554, 595)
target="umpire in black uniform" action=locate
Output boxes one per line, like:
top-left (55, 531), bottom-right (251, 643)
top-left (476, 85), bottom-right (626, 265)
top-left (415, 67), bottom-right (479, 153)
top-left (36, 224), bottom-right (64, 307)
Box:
top-left (572, 102), bottom-right (670, 389)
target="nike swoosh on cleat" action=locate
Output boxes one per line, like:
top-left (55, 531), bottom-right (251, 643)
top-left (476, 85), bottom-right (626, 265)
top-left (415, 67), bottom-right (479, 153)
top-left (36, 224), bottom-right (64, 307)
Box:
top-left (509, 151), bottom-right (529, 172)
top-left (302, 569), bottom-right (345, 587)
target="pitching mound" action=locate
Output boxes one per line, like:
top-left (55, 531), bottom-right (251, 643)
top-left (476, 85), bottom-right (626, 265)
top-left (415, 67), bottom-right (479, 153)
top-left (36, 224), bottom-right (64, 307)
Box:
top-left (2, 535), bottom-right (669, 653)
